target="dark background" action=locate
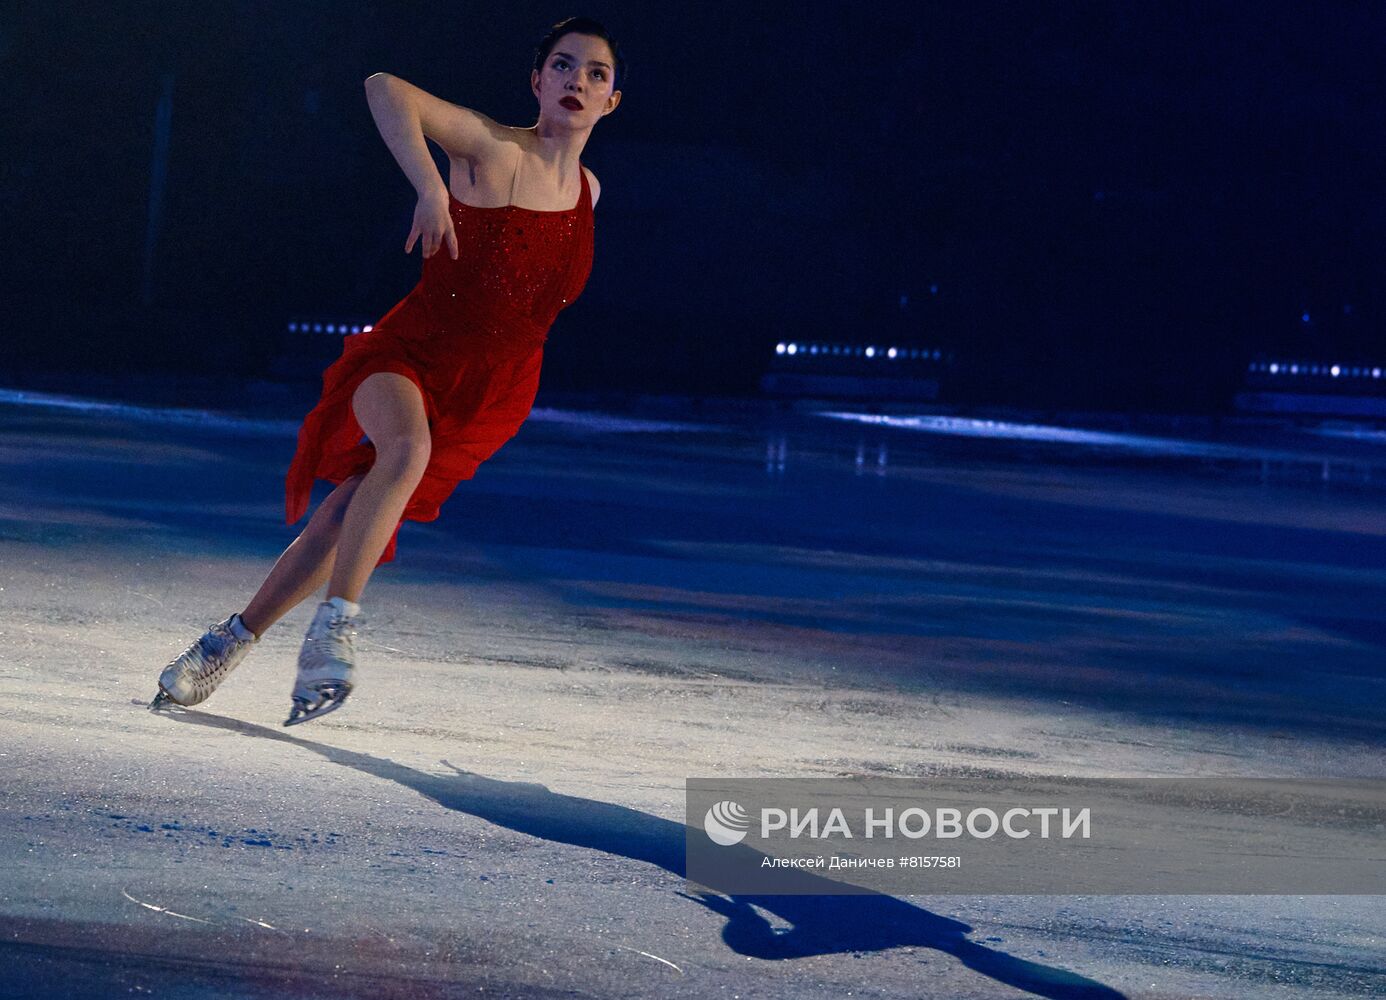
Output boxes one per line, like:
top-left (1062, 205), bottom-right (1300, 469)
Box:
top-left (4, 2), bottom-right (1383, 412)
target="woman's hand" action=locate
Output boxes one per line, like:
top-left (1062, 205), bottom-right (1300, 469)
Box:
top-left (405, 187), bottom-right (459, 259)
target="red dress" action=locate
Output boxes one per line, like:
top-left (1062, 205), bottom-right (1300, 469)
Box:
top-left (285, 156), bottom-right (595, 566)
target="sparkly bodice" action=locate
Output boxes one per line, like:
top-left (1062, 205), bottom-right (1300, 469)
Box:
top-left (414, 156), bottom-right (594, 361)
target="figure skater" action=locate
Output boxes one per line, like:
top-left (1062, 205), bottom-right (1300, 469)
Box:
top-left (148, 16), bottom-right (623, 725)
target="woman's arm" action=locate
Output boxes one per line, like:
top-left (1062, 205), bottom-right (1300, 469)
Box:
top-left (364, 73), bottom-right (497, 199)
top-left (366, 72), bottom-right (493, 259)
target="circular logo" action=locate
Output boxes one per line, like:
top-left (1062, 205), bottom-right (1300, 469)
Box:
top-left (703, 800), bottom-right (750, 846)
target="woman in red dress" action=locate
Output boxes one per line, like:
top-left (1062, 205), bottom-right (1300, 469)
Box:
top-left (149, 17), bottom-right (623, 725)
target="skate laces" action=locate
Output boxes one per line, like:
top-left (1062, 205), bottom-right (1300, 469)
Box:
top-left (303, 611), bottom-right (359, 670)
top-left (324, 616), bottom-right (356, 651)
top-left (319, 612), bottom-right (358, 641)
top-left (186, 623), bottom-right (245, 694)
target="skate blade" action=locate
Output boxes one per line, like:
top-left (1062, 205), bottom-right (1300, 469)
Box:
top-left (148, 686), bottom-right (184, 712)
top-left (283, 686), bottom-right (351, 727)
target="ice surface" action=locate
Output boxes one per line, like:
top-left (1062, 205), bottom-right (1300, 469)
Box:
top-left (0, 390), bottom-right (1382, 998)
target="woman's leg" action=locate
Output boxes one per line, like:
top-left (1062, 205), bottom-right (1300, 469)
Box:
top-left (237, 473), bottom-right (366, 637)
top-left (327, 372), bottom-right (431, 604)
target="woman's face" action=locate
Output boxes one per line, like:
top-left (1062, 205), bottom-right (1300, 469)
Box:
top-left (532, 32), bottom-right (621, 127)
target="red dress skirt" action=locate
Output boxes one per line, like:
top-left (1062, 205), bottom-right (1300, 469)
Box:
top-left (284, 163), bottom-right (595, 566)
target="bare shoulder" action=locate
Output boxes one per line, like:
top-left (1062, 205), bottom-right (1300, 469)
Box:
top-left (582, 165), bottom-right (601, 208)
top-left (447, 126), bottom-right (527, 203)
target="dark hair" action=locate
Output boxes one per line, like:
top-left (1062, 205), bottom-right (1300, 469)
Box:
top-left (532, 16), bottom-right (626, 92)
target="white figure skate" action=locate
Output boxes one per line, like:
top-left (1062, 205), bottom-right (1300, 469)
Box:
top-left (284, 598), bottom-right (360, 726)
top-left (149, 614), bottom-right (258, 710)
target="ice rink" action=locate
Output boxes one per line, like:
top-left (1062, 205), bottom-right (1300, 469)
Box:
top-left (1, 387), bottom-right (1383, 998)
